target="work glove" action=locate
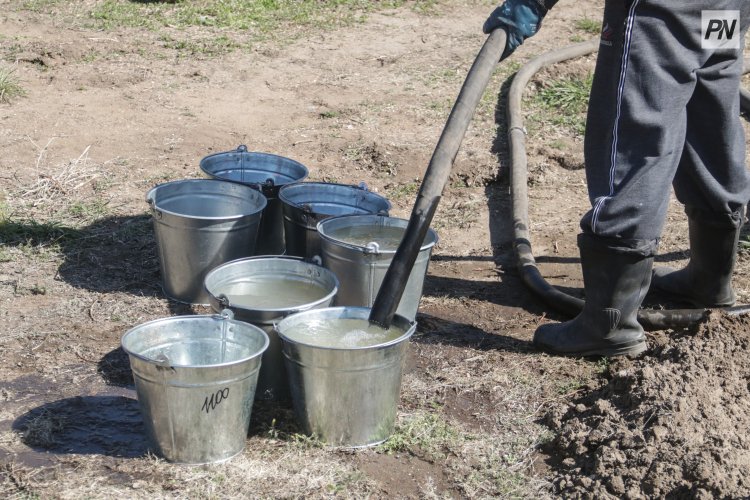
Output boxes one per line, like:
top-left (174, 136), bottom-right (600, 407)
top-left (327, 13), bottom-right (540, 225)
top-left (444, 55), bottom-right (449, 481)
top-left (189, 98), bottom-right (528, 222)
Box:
top-left (483, 0), bottom-right (549, 59)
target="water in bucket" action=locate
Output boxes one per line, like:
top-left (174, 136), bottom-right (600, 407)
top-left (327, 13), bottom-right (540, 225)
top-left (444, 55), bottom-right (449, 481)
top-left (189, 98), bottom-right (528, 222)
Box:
top-left (324, 224), bottom-right (404, 250)
top-left (218, 276), bottom-right (330, 310)
top-left (317, 215), bottom-right (438, 322)
top-left (277, 306), bottom-right (415, 447)
top-left (204, 256), bottom-right (338, 402)
top-left (280, 317), bottom-right (404, 348)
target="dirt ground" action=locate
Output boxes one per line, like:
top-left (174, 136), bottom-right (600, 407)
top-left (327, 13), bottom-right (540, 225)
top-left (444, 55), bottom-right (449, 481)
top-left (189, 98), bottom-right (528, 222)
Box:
top-left (1, 0), bottom-right (750, 498)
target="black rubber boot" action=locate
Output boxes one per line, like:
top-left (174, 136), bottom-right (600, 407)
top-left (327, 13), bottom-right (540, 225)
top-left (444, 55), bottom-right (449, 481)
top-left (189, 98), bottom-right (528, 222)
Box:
top-left (533, 234), bottom-right (652, 357)
top-left (651, 216), bottom-right (740, 308)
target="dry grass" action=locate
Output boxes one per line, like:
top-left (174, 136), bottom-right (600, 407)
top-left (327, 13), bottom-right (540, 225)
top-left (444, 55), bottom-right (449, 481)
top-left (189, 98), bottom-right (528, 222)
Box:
top-left (0, 66), bottom-right (25, 104)
top-left (20, 409), bottom-right (67, 449)
top-left (13, 143), bottom-right (103, 222)
top-left (1, 444), bottom-right (377, 499)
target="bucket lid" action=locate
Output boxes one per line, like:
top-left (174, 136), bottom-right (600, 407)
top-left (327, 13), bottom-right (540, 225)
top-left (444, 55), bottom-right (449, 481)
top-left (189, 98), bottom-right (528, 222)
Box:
top-left (199, 145), bottom-right (309, 193)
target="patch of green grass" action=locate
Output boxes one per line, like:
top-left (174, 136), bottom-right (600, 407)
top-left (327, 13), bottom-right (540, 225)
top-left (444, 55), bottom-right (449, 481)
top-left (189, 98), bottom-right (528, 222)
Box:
top-left (319, 110), bottom-right (340, 119)
top-left (290, 432), bottom-right (325, 449)
top-left (66, 200), bottom-right (111, 222)
top-left (427, 98), bottom-right (452, 113)
top-left (531, 73), bottom-right (593, 136)
top-left (595, 356), bottom-right (611, 374)
top-left (379, 411), bottom-right (458, 459)
top-left (386, 181), bottom-right (419, 201)
top-left (325, 470), bottom-right (368, 495)
top-left (575, 17), bottom-right (601, 35)
top-left (535, 74), bottom-right (593, 114)
top-left (422, 66), bottom-right (462, 90)
top-left (88, 0), bottom-right (426, 32)
top-left (80, 50), bottom-right (100, 63)
top-left (21, 0), bottom-right (64, 12)
top-left (0, 66), bottom-right (26, 104)
top-left (159, 33), bottom-right (243, 57)
top-left (555, 377), bottom-right (585, 396)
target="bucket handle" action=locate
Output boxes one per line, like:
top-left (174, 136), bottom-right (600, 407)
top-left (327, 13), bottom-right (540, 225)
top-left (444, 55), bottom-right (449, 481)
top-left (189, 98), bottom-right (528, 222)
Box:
top-left (364, 242), bottom-right (380, 255)
top-left (216, 294), bottom-right (232, 309)
top-left (145, 194), bottom-right (163, 220)
top-left (219, 309), bottom-right (234, 364)
top-left (236, 145), bottom-right (249, 184)
top-left (153, 352), bottom-right (172, 369)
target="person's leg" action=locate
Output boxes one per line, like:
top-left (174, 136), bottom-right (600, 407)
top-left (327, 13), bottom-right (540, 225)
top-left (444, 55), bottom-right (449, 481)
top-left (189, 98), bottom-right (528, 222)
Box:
top-left (651, 1), bottom-right (750, 306)
top-left (534, 0), bottom-right (723, 356)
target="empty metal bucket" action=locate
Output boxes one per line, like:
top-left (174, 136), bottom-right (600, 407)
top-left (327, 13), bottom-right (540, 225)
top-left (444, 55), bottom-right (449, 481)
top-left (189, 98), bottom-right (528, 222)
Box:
top-left (121, 312), bottom-right (269, 464)
top-left (278, 182), bottom-right (391, 259)
top-left (146, 179), bottom-right (266, 305)
top-left (317, 215), bottom-right (438, 322)
top-left (276, 306), bottom-right (415, 447)
top-left (200, 145), bottom-right (309, 255)
top-left (203, 256), bottom-right (339, 401)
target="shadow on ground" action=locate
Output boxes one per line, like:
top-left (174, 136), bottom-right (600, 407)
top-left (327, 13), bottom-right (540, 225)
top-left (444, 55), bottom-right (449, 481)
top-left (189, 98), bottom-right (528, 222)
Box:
top-left (413, 312), bottom-right (535, 353)
top-left (0, 214), bottom-right (206, 316)
top-left (98, 347), bottom-right (136, 387)
top-left (12, 396), bottom-right (150, 458)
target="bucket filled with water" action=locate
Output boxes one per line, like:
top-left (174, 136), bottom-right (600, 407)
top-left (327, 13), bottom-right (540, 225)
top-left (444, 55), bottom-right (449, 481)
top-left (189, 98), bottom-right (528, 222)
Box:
top-left (203, 256), bottom-right (338, 401)
top-left (146, 179), bottom-right (267, 305)
top-left (279, 182), bottom-right (391, 259)
top-left (121, 312), bottom-right (269, 464)
top-left (200, 145), bottom-right (309, 255)
top-left (317, 214), bottom-right (437, 322)
top-left (276, 306), bottom-right (415, 447)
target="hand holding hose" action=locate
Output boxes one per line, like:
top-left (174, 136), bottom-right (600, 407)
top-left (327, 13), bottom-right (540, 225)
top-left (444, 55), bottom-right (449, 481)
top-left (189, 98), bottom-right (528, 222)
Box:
top-left (483, 0), bottom-right (551, 59)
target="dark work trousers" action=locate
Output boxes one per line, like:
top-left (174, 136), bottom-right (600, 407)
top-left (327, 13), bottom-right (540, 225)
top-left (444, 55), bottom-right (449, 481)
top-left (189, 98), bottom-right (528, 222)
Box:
top-left (581, 0), bottom-right (750, 257)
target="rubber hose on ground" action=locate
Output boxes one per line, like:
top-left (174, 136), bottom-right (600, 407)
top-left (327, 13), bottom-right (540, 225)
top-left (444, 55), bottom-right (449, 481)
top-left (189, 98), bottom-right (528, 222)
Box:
top-left (507, 40), bottom-right (750, 330)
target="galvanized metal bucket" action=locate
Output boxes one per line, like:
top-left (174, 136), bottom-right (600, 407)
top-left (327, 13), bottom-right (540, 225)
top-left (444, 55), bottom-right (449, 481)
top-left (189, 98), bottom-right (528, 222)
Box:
top-left (203, 256), bottom-right (338, 401)
top-left (146, 179), bottom-right (267, 305)
top-left (121, 312), bottom-right (269, 464)
top-left (200, 145), bottom-right (309, 255)
top-left (278, 182), bottom-right (391, 259)
top-left (317, 215), bottom-right (438, 322)
top-left (276, 306), bottom-right (415, 447)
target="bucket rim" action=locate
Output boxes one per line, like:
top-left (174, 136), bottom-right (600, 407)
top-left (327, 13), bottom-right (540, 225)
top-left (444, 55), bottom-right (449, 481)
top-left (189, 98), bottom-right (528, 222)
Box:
top-left (275, 306), bottom-right (416, 351)
top-left (145, 178), bottom-right (267, 221)
top-left (278, 181), bottom-right (391, 211)
top-left (316, 214), bottom-right (438, 254)
top-left (121, 314), bottom-right (270, 369)
top-left (203, 255), bottom-right (340, 315)
top-left (199, 148), bottom-right (310, 187)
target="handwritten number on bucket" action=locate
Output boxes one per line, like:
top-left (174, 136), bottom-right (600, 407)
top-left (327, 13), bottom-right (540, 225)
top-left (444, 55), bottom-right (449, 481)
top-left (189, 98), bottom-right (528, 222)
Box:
top-left (201, 387), bottom-right (230, 414)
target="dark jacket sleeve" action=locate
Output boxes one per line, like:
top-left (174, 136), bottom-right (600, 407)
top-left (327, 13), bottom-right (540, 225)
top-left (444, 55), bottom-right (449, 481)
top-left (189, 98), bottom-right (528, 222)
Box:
top-left (536, 0), bottom-right (559, 12)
